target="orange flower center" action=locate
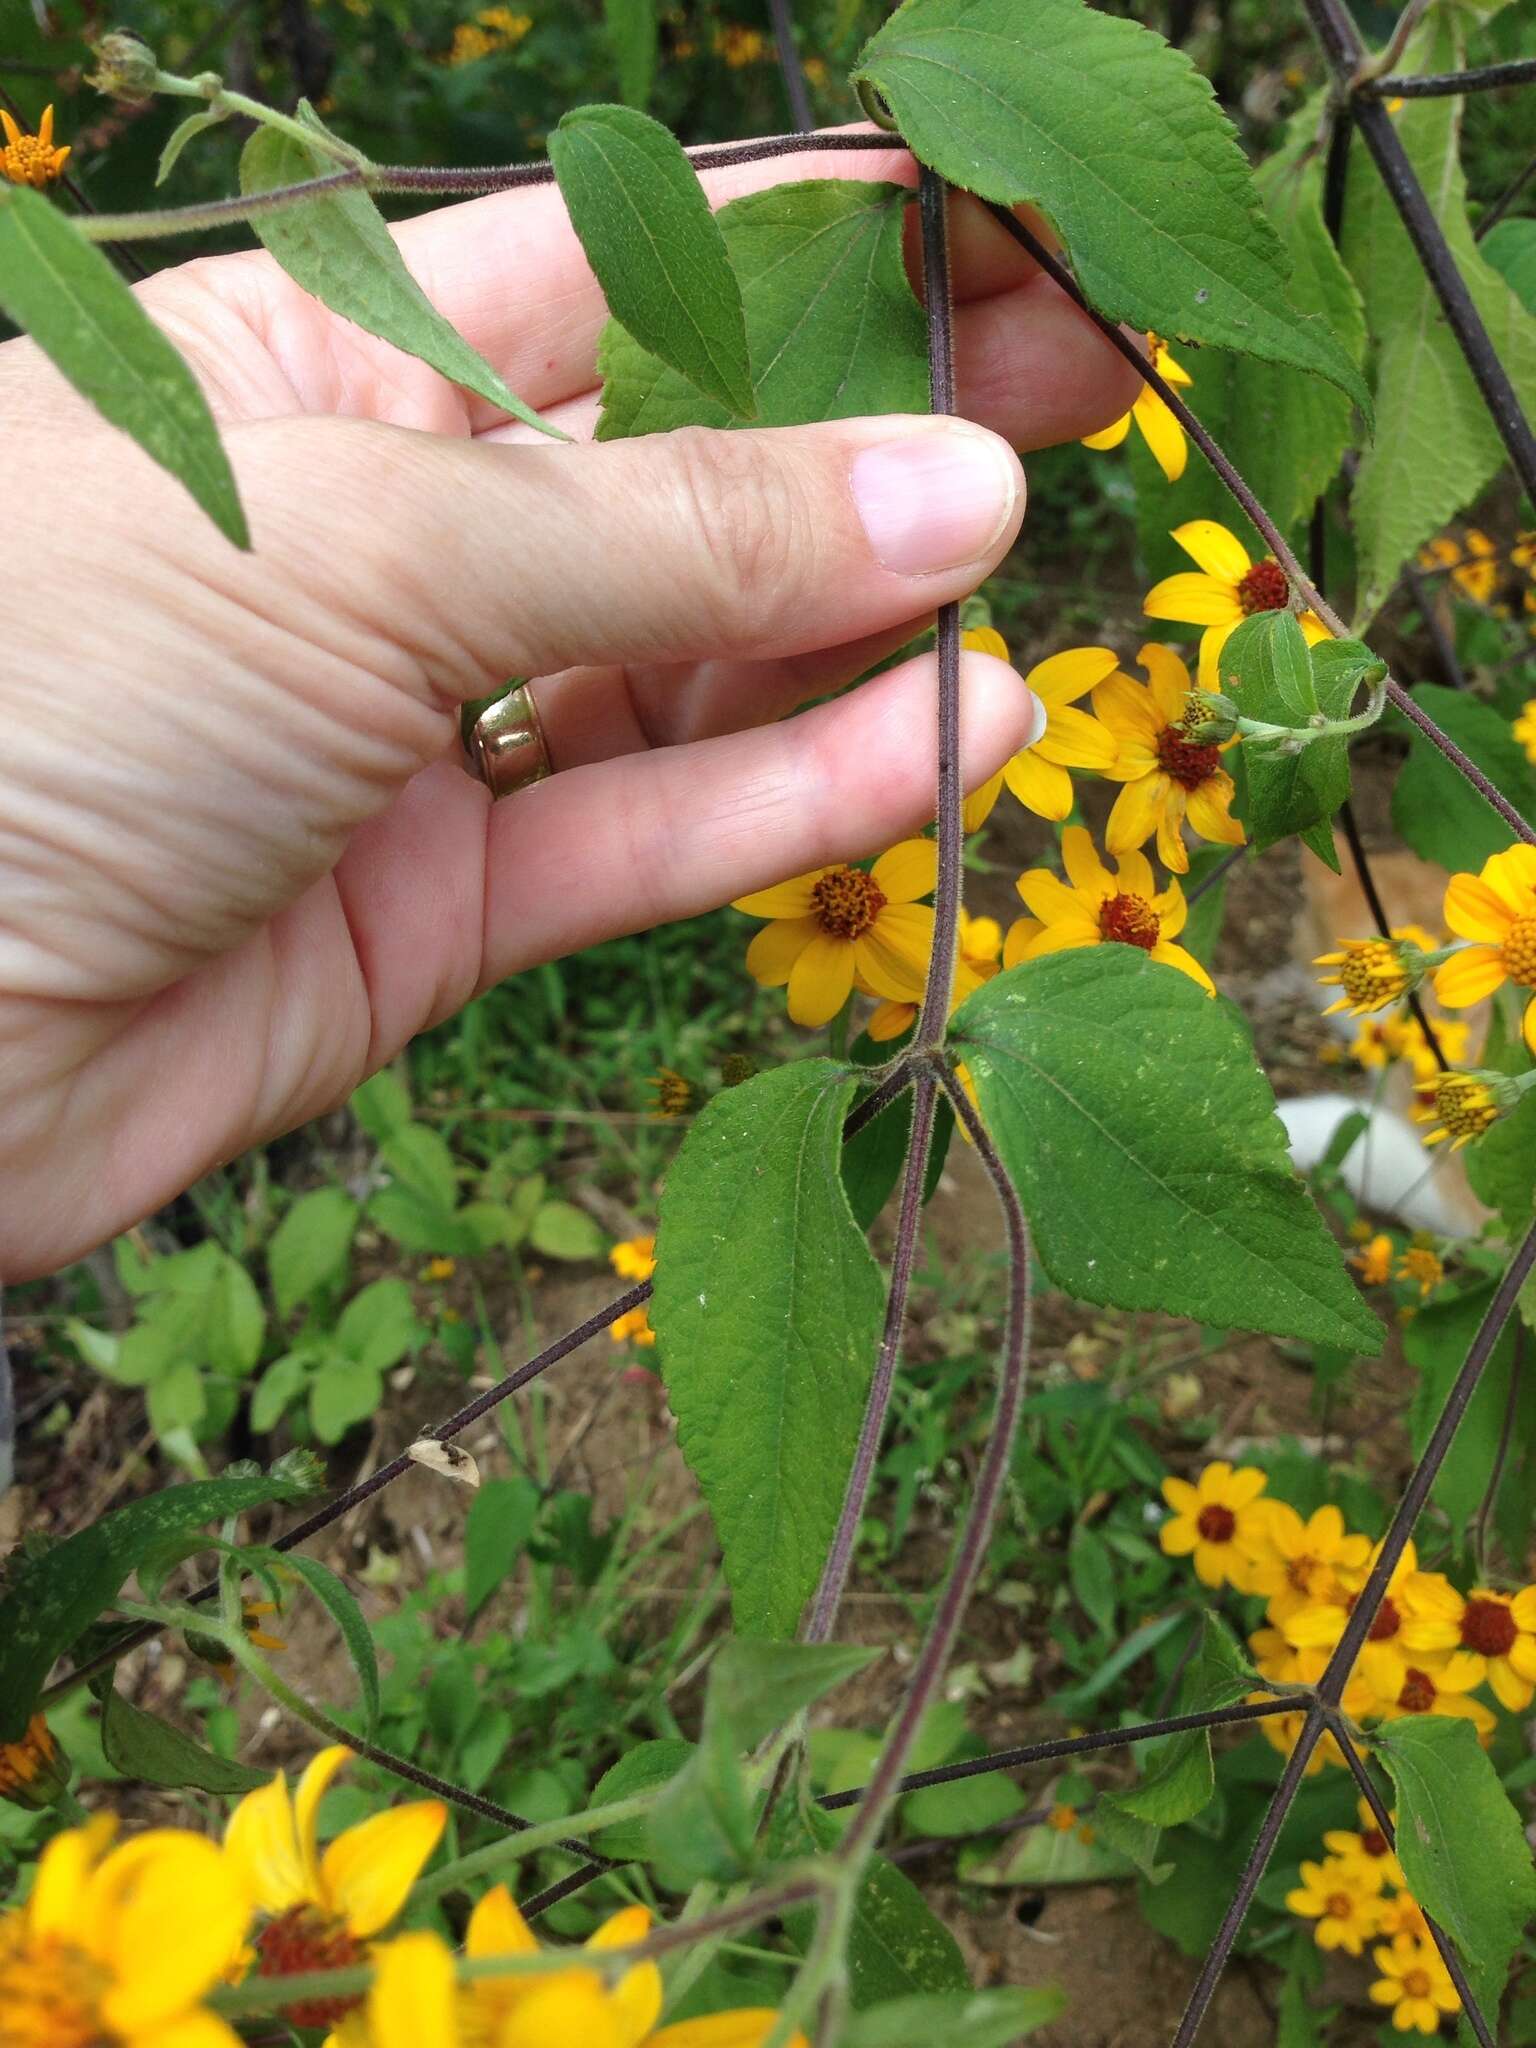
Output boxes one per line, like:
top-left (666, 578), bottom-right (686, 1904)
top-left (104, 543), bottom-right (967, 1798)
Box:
top-left (1398, 1667), bottom-right (1438, 1713)
top-left (1403, 1969), bottom-right (1433, 1999)
top-left (1339, 940), bottom-right (1409, 1007)
top-left (1351, 1592), bottom-right (1401, 1642)
top-left (1237, 559), bottom-right (1291, 614)
top-left (1501, 914), bottom-right (1536, 986)
top-left (1461, 1597), bottom-right (1517, 1657)
top-left (1155, 724), bottom-right (1221, 790)
top-left (1196, 1503), bottom-right (1236, 1543)
top-left (811, 866), bottom-right (886, 942)
top-left (1325, 1893), bottom-right (1355, 1921)
top-left (1432, 1073), bottom-right (1499, 1140)
top-left (0, 1924), bottom-right (108, 2048)
top-left (0, 138), bottom-right (61, 188)
top-left (1361, 1828), bottom-right (1390, 1860)
top-left (252, 1907), bottom-right (365, 2027)
top-left (1098, 891), bottom-right (1161, 951)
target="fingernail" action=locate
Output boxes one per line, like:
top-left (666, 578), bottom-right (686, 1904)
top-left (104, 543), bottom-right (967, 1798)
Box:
top-left (1023, 688), bottom-right (1047, 749)
top-left (851, 426), bottom-right (1020, 576)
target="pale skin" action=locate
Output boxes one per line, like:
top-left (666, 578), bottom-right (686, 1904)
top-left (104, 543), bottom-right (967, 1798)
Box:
top-left (0, 130), bottom-right (1139, 1280)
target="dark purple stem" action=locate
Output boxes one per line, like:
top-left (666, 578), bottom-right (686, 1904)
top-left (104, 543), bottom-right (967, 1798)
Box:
top-left (1364, 55), bottom-right (1536, 96)
top-left (765, 0), bottom-right (814, 135)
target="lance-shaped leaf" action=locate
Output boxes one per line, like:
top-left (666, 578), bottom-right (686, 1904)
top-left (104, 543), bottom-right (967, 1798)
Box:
top-left (0, 185), bottom-right (247, 546)
top-left (1341, 16), bottom-right (1536, 619)
top-left (652, 1060), bottom-right (887, 1637)
top-left (550, 104), bottom-right (752, 416)
top-left (952, 949), bottom-right (1383, 1351)
top-left (604, 0), bottom-right (658, 109)
top-left (0, 1470), bottom-right (320, 1740)
top-left (599, 180), bottom-right (927, 437)
top-left (241, 113), bottom-right (562, 439)
top-left (850, 0), bottom-right (1368, 409)
top-left (91, 1676), bottom-right (270, 1793)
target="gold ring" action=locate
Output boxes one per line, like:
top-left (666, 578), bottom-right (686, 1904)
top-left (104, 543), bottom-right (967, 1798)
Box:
top-left (466, 683), bottom-right (553, 800)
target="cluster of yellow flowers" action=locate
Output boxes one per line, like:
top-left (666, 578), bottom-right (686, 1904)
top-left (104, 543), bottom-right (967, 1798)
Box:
top-left (0, 105), bottom-right (70, 187)
top-left (1348, 1228), bottom-right (1443, 1301)
top-left (1161, 1462), bottom-right (1536, 1757)
top-left (1418, 526), bottom-right (1536, 644)
top-left (443, 7), bottom-right (533, 66)
top-left (0, 1745), bottom-right (795, 2048)
top-left (1286, 1803), bottom-right (1459, 2033)
top-left (609, 1233), bottom-right (657, 1345)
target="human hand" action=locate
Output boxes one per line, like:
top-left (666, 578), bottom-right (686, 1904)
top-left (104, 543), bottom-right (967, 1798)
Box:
top-left (0, 130), bottom-right (1139, 1279)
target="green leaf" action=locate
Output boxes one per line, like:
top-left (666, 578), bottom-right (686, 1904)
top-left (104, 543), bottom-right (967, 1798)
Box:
top-left (1068, 1523), bottom-right (1117, 1636)
top-left (604, 0), bottom-right (657, 108)
top-left (1390, 684), bottom-right (1536, 876)
top-left (380, 1125), bottom-right (459, 1212)
top-left (550, 105), bottom-right (752, 416)
top-left (335, 1278), bottom-right (422, 1372)
top-left (1376, 1715), bottom-right (1536, 2023)
top-left (1341, 16), bottom-right (1536, 618)
top-left (711, 1638), bottom-right (879, 1753)
top-left (92, 1678), bottom-right (269, 1792)
top-left (528, 1200), bottom-right (607, 1262)
top-left (844, 1989), bottom-right (1065, 2047)
top-left (1104, 1618), bottom-right (1254, 1833)
top-left (251, 1351), bottom-right (311, 1433)
top-left (786, 1838), bottom-right (972, 2006)
top-left (851, 0), bottom-right (1368, 410)
top-left (239, 115), bottom-right (562, 441)
top-left (591, 1738), bottom-right (693, 1857)
top-left (1483, 219), bottom-right (1536, 318)
top-left (653, 1060), bottom-right (888, 1636)
top-left (309, 1355), bottom-right (383, 1442)
top-left (599, 180), bottom-right (927, 438)
top-left (463, 1476), bottom-right (540, 1620)
top-left (1403, 1281), bottom-right (1526, 1543)
top-left (149, 1362), bottom-right (207, 1438)
top-left (0, 185), bottom-right (247, 545)
top-left (648, 1714), bottom-right (756, 1884)
top-left (157, 106), bottom-right (231, 186)
top-left (1465, 1010), bottom-right (1536, 1233)
top-left (0, 1472), bottom-right (318, 1741)
top-left (268, 1188), bottom-right (359, 1317)
top-left (350, 1068), bottom-right (412, 1140)
top-left (1221, 614), bottom-right (1372, 856)
top-left (1180, 844), bottom-right (1237, 971)
top-left (283, 1553), bottom-right (380, 1735)
top-left (842, 1088), bottom-right (955, 1229)
top-left (1090, 1801), bottom-right (1169, 1882)
top-left (953, 949), bottom-right (1383, 1351)
top-left (901, 1758), bottom-right (1026, 1838)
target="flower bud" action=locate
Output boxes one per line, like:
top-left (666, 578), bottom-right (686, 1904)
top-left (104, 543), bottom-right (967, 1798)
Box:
top-left (1315, 936), bottom-right (1428, 1018)
top-left (88, 30), bottom-right (160, 105)
top-left (0, 1713), bottom-right (70, 1811)
top-left (1178, 691), bottom-right (1241, 746)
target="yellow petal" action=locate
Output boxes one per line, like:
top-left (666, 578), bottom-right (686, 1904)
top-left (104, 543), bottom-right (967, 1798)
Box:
top-left (1001, 747), bottom-right (1074, 820)
top-left (38, 105), bottom-right (54, 147)
top-left (1144, 572), bottom-right (1244, 628)
top-left (731, 875), bottom-right (819, 919)
top-left (322, 1801), bottom-right (447, 1937)
top-left (224, 1771), bottom-right (308, 1919)
top-left (467, 1882), bottom-right (538, 1959)
top-left (1081, 411), bottom-right (1132, 451)
top-left (1443, 874), bottom-right (1514, 943)
top-left (1113, 845), bottom-right (1156, 900)
top-left (1105, 773), bottom-right (1167, 857)
top-left (962, 913), bottom-right (1002, 964)
top-left (1151, 942), bottom-right (1215, 995)
top-left (1479, 842), bottom-right (1536, 914)
top-left (870, 837), bottom-right (938, 904)
top-left (588, 1905), bottom-right (652, 1951)
top-left (1021, 918), bottom-right (1102, 959)
top-left (1172, 518), bottom-right (1252, 582)
top-left (1433, 945), bottom-right (1506, 1007)
top-left (1036, 703), bottom-right (1119, 772)
top-left (865, 996), bottom-right (915, 1042)
top-left (1000, 918), bottom-right (1040, 969)
top-left (1133, 389), bottom-right (1187, 482)
top-left (1061, 825), bottom-right (1113, 899)
top-left (498, 1972), bottom-right (625, 2048)
top-left (1198, 620), bottom-right (1236, 693)
top-left (28, 1817), bottom-right (112, 1941)
top-left (1016, 869), bottom-right (1082, 924)
top-left (294, 1745), bottom-right (354, 1900)
top-left (650, 2013), bottom-right (808, 2048)
top-left (1489, 1658), bottom-right (1534, 1714)
top-left (1155, 785), bottom-right (1189, 874)
top-left (856, 903), bottom-right (934, 1000)
top-left (0, 110), bottom-right (21, 147)
top-left (1136, 642), bottom-right (1195, 725)
top-left (366, 1932), bottom-right (460, 2048)
top-left (1524, 996), bottom-right (1536, 1057)
top-left (145, 2014), bottom-right (249, 2048)
top-left (94, 1834), bottom-right (251, 2033)
top-left (1026, 645), bottom-right (1120, 706)
top-left (611, 1963), bottom-right (665, 2045)
top-left (1185, 777), bottom-right (1245, 846)
top-left (1092, 671), bottom-right (1161, 747)
top-left (961, 624), bottom-right (1010, 660)
top-left (745, 915), bottom-right (818, 988)
top-left (786, 932), bottom-right (855, 1026)
top-left (1153, 341), bottom-right (1193, 387)
top-left (962, 770), bottom-right (1004, 832)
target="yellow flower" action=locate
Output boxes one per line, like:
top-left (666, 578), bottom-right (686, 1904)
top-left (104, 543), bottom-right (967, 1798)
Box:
top-left (1158, 1460), bottom-right (1268, 1588)
top-left (1347, 1010), bottom-right (1468, 1084)
top-left (1452, 528), bottom-right (1499, 604)
top-left (0, 1712), bottom-right (69, 1810)
top-left (1315, 935), bottom-right (1426, 1017)
top-left (610, 1236), bottom-right (657, 1283)
top-left (0, 105), bottom-right (71, 187)
top-left (0, 1816), bottom-right (249, 2047)
top-left (865, 906), bottom-right (1001, 1043)
top-left (1005, 827), bottom-right (1215, 995)
top-left (1259, 1705), bottom-right (1329, 1776)
top-left (1435, 843), bottom-right (1536, 1049)
top-left (1396, 1246), bottom-right (1442, 1299)
top-left (224, 1746), bottom-right (445, 2031)
top-left (1401, 1582), bottom-right (1536, 1714)
top-left (1081, 334), bottom-right (1193, 482)
top-left (1323, 1798), bottom-right (1406, 1891)
top-left (367, 1893), bottom-right (808, 2048)
top-left (960, 640), bottom-right (1119, 831)
top-left (609, 1305), bottom-right (656, 1347)
top-left (1514, 699), bottom-right (1536, 769)
top-left (734, 841), bottom-right (936, 1029)
top-left (1360, 1649), bottom-right (1496, 1738)
top-left (1369, 1937), bottom-right (1460, 2034)
top-left (649, 1069), bottom-right (695, 1118)
top-left (445, 8), bottom-right (531, 62)
top-left (1285, 1856), bottom-right (1385, 1953)
top-left (1143, 520), bottom-right (1329, 690)
top-left (713, 23), bottom-right (768, 64)
top-left (1092, 643), bottom-right (1245, 873)
top-left (1351, 1233), bottom-right (1394, 1286)
top-left (1413, 1068), bottom-right (1502, 1149)
top-left (1242, 1501), bottom-right (1369, 1624)
top-left (1047, 1802), bottom-right (1079, 1832)
top-left (1379, 1891), bottom-right (1431, 1944)
top-left (423, 1257), bottom-right (457, 1283)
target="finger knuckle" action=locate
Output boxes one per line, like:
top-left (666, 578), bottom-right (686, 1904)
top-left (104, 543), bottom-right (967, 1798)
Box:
top-left (665, 428), bottom-right (811, 646)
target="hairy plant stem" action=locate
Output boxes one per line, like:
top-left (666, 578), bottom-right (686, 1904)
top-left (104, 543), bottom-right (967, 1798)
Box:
top-left (1365, 55), bottom-right (1536, 96)
top-left (1477, 148), bottom-right (1536, 239)
top-left (767, 0), bottom-right (815, 135)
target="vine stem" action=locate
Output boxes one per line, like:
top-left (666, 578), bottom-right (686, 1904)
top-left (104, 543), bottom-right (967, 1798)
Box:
top-left (766, 0), bottom-right (814, 136)
top-left (804, 1072), bottom-right (938, 1643)
top-left (981, 198), bottom-right (1536, 850)
top-left (1364, 55), bottom-right (1536, 97)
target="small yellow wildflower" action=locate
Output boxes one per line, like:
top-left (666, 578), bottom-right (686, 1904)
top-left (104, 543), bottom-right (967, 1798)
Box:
top-left (1514, 698), bottom-right (1536, 769)
top-left (0, 105), bottom-right (71, 187)
top-left (0, 1816), bottom-right (249, 2046)
top-left (1047, 1802), bottom-right (1078, 1832)
top-left (445, 7), bottom-right (532, 62)
top-left (1286, 1856), bottom-right (1385, 1953)
top-left (1396, 1245), bottom-right (1443, 1298)
top-left (1315, 935), bottom-right (1425, 1016)
top-left (649, 1068), bottom-right (695, 1118)
top-left (960, 637), bottom-right (1119, 831)
top-left (1143, 520), bottom-right (1330, 690)
top-left (423, 1256), bottom-right (457, 1283)
top-left (1452, 528), bottom-right (1499, 603)
top-left (1435, 843), bottom-right (1536, 1048)
top-left (0, 1712), bottom-right (69, 1810)
top-left (224, 1746), bottom-right (445, 2030)
top-left (1081, 333), bottom-right (1193, 482)
top-left (1413, 1068), bottom-right (1502, 1149)
top-left (734, 841), bottom-right (936, 1029)
top-left (1402, 1582), bottom-right (1536, 1713)
top-left (1379, 1891), bottom-right (1431, 1943)
top-left (1361, 1651), bottom-right (1496, 1738)
top-left (610, 1235), bottom-right (657, 1283)
top-left (1158, 1460), bottom-right (1268, 1588)
top-left (865, 906), bottom-right (1001, 1043)
top-left (1006, 828), bottom-right (1214, 994)
top-left (1242, 1501), bottom-right (1369, 1623)
top-left (713, 23), bottom-right (768, 64)
top-left (1323, 1798), bottom-right (1405, 1891)
top-left (1092, 643), bottom-right (1245, 872)
top-left (1352, 1233), bottom-right (1394, 1286)
top-left (1369, 1937), bottom-right (1460, 2034)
